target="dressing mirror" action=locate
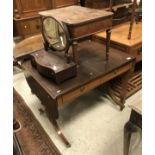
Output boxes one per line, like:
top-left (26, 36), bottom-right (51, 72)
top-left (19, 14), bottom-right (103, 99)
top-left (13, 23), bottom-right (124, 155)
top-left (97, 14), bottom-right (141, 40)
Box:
top-left (42, 16), bottom-right (70, 52)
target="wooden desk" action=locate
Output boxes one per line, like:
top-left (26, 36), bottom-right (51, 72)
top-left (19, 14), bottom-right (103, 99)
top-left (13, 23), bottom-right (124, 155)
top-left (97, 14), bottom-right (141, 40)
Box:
top-left (124, 99), bottom-right (142, 155)
top-left (22, 41), bottom-right (135, 147)
top-left (39, 5), bottom-right (113, 62)
top-left (93, 22), bottom-right (142, 63)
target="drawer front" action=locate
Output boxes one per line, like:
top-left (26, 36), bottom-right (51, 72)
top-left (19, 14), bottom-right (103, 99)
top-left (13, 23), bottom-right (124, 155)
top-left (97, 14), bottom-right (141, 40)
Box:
top-left (69, 17), bottom-right (112, 39)
top-left (15, 18), bottom-right (41, 38)
top-left (29, 18), bottom-right (41, 34)
top-left (60, 63), bottom-right (132, 106)
top-left (20, 21), bottom-right (31, 36)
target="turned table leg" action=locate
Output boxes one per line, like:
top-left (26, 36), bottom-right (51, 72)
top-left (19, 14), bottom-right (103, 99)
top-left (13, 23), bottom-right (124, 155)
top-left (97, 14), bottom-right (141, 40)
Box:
top-left (119, 71), bottom-right (131, 110)
top-left (44, 103), bottom-right (71, 147)
top-left (107, 70), bottom-right (131, 110)
top-left (128, 0), bottom-right (137, 40)
top-left (72, 41), bottom-right (79, 64)
top-left (105, 29), bottom-right (112, 61)
top-left (51, 119), bottom-right (71, 147)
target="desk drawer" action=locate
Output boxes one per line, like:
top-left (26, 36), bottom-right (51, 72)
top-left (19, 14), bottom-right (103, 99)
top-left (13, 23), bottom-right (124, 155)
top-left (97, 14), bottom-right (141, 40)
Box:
top-left (14, 18), bottom-right (41, 38)
top-left (59, 63), bottom-right (132, 105)
top-left (69, 17), bottom-right (112, 39)
top-left (20, 21), bottom-right (31, 36)
top-left (29, 18), bottom-right (41, 34)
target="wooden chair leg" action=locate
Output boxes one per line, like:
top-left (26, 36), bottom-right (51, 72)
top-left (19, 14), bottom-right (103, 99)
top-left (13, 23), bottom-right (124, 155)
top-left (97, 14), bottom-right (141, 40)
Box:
top-left (124, 122), bottom-right (132, 155)
top-left (124, 121), bottom-right (138, 155)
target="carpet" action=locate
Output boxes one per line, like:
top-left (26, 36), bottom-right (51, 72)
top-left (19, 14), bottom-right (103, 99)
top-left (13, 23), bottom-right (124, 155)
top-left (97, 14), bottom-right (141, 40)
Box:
top-left (13, 88), bottom-right (61, 155)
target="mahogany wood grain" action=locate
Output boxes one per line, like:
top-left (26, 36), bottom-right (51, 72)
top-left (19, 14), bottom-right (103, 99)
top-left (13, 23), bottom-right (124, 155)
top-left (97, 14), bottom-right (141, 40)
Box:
top-left (39, 5), bottom-right (113, 62)
top-left (61, 63), bottom-right (132, 105)
top-left (14, 0), bottom-right (78, 38)
top-left (39, 6), bottom-right (113, 27)
top-left (22, 41), bottom-right (135, 105)
top-left (22, 40), bottom-right (135, 146)
top-left (14, 0), bottom-right (52, 19)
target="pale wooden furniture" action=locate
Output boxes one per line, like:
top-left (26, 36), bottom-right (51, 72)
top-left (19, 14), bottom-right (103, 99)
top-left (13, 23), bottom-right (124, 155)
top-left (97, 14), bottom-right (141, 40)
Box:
top-left (93, 22), bottom-right (142, 62)
top-left (124, 99), bottom-right (142, 155)
top-left (13, 34), bottom-right (44, 60)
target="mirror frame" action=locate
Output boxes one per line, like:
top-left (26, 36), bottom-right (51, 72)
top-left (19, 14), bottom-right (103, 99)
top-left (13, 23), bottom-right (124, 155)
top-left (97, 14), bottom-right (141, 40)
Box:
top-left (41, 16), bottom-right (71, 54)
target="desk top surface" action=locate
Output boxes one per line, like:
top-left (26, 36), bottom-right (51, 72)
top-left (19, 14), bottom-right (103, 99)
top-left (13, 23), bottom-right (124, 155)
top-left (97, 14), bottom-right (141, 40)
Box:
top-left (39, 5), bottom-right (113, 26)
top-left (95, 22), bottom-right (142, 46)
top-left (22, 41), bottom-right (134, 99)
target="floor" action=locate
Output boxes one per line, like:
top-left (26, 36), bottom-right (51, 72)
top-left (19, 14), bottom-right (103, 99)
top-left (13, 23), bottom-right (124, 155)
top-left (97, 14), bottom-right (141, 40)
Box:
top-left (13, 69), bottom-right (142, 155)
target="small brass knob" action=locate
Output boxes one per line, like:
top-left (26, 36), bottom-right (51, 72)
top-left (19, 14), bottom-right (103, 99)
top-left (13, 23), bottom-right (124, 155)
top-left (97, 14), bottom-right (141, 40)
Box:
top-left (14, 9), bottom-right (18, 13)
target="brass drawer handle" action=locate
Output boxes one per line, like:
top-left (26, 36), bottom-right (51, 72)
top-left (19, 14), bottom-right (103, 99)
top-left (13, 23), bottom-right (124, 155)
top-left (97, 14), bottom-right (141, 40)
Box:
top-left (14, 9), bottom-right (18, 13)
top-left (24, 25), bottom-right (27, 29)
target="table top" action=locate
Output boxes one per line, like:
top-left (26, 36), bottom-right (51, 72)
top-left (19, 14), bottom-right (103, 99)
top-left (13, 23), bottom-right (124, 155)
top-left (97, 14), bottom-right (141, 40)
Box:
top-left (129, 98), bottom-right (142, 115)
top-left (22, 41), bottom-right (135, 99)
top-left (39, 5), bottom-right (113, 26)
top-left (95, 22), bottom-right (142, 47)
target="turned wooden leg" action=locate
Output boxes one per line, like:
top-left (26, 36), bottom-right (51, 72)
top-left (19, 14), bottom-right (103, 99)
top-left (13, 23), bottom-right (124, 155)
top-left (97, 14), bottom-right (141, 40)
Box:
top-left (72, 41), bottom-right (79, 64)
top-left (107, 71), bottom-right (130, 110)
top-left (45, 102), bottom-right (71, 147)
top-left (120, 60), bottom-right (135, 110)
top-left (119, 71), bottom-right (130, 110)
top-left (51, 119), bottom-right (71, 147)
top-left (109, 0), bottom-right (113, 11)
top-left (105, 29), bottom-right (112, 61)
top-left (128, 0), bottom-right (136, 40)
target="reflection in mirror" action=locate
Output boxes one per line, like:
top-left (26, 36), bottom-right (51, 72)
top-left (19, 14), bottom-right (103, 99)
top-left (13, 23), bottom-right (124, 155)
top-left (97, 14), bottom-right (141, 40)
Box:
top-left (43, 17), bottom-right (67, 51)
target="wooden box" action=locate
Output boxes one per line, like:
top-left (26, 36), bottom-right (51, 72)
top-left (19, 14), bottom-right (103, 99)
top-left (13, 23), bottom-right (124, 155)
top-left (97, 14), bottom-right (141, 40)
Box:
top-left (31, 49), bottom-right (77, 84)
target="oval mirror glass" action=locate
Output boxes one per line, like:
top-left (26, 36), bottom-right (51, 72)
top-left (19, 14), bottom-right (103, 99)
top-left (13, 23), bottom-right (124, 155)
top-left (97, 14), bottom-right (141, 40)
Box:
top-left (42, 17), bottom-right (68, 51)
